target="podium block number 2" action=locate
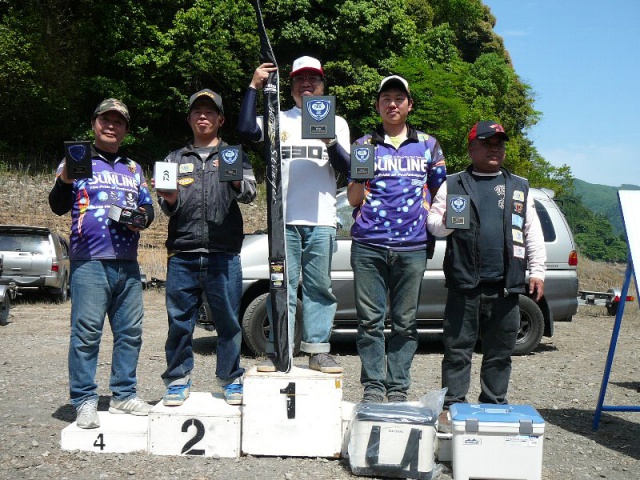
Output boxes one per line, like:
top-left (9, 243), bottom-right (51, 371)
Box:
top-left (181, 418), bottom-right (205, 455)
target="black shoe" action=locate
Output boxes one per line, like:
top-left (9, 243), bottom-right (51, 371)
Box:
top-left (362, 391), bottom-right (385, 403)
top-left (387, 392), bottom-right (408, 403)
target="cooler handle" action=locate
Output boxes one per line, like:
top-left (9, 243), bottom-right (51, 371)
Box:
top-left (365, 425), bottom-right (422, 475)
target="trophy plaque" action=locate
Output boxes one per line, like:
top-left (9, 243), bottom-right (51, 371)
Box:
top-left (445, 194), bottom-right (471, 229)
top-left (219, 145), bottom-right (243, 182)
top-left (301, 96), bottom-right (336, 139)
top-left (350, 144), bottom-right (375, 181)
top-left (64, 141), bottom-right (93, 179)
top-left (154, 161), bottom-right (178, 192)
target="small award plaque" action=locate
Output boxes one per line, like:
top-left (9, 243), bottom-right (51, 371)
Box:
top-left (108, 204), bottom-right (148, 228)
top-left (445, 194), bottom-right (471, 229)
top-left (218, 145), bottom-right (243, 182)
top-left (301, 96), bottom-right (336, 139)
top-left (350, 144), bottom-right (375, 181)
top-left (64, 141), bottom-right (93, 179)
top-left (153, 162), bottom-right (178, 192)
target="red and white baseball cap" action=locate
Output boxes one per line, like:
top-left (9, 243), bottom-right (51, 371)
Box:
top-left (289, 56), bottom-right (324, 77)
top-left (468, 121), bottom-right (509, 144)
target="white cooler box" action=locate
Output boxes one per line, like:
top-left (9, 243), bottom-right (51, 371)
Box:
top-left (348, 403), bottom-right (436, 479)
top-left (451, 403), bottom-right (545, 480)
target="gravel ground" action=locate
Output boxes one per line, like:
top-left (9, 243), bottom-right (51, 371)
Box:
top-left (2, 290), bottom-right (640, 480)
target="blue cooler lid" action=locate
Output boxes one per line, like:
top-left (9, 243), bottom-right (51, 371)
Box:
top-left (450, 403), bottom-right (544, 425)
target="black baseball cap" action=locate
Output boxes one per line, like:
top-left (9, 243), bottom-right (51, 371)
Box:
top-left (188, 89), bottom-right (224, 115)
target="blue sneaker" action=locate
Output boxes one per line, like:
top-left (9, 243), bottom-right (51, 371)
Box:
top-left (163, 380), bottom-right (191, 406)
top-left (223, 381), bottom-right (243, 405)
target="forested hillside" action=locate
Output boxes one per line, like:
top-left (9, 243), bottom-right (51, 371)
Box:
top-left (0, 0), bottom-right (569, 187)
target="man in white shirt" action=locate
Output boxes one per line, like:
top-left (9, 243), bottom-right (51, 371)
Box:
top-left (238, 56), bottom-right (350, 373)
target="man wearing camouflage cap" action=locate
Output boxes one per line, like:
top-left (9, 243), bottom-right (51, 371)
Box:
top-left (49, 98), bottom-right (155, 428)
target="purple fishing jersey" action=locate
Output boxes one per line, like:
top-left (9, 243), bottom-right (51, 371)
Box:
top-left (350, 130), bottom-right (446, 251)
top-left (55, 154), bottom-right (153, 261)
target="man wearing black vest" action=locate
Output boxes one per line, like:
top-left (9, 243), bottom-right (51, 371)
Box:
top-left (427, 121), bottom-right (546, 431)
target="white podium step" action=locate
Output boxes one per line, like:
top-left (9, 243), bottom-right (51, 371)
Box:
top-left (148, 391), bottom-right (241, 457)
top-left (61, 412), bottom-right (148, 453)
top-left (242, 366), bottom-right (343, 457)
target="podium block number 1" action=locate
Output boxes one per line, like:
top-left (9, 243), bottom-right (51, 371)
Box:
top-left (280, 382), bottom-right (296, 419)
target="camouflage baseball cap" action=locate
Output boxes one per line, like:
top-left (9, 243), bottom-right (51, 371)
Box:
top-left (92, 98), bottom-right (130, 123)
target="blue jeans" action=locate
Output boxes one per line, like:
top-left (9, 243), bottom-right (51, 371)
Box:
top-left (441, 285), bottom-right (520, 406)
top-left (351, 242), bottom-right (427, 396)
top-left (68, 260), bottom-right (143, 408)
top-left (266, 225), bottom-right (337, 354)
top-left (162, 253), bottom-right (244, 387)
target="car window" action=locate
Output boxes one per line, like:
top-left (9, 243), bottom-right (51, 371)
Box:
top-left (0, 233), bottom-right (49, 253)
top-left (534, 200), bottom-right (556, 243)
top-left (336, 202), bottom-right (355, 239)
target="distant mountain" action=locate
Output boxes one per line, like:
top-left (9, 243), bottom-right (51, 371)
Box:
top-left (573, 179), bottom-right (640, 235)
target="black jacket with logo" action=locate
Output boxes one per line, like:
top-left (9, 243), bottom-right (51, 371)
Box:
top-left (443, 166), bottom-right (529, 294)
top-left (159, 142), bottom-right (256, 254)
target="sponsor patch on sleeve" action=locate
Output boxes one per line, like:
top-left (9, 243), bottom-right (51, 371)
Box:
top-left (512, 229), bottom-right (524, 244)
top-left (512, 214), bottom-right (524, 228)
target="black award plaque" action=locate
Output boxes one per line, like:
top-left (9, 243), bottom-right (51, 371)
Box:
top-left (445, 194), bottom-right (471, 229)
top-left (219, 145), bottom-right (243, 182)
top-left (301, 96), bottom-right (335, 139)
top-left (64, 141), bottom-right (93, 179)
top-left (350, 144), bottom-right (375, 181)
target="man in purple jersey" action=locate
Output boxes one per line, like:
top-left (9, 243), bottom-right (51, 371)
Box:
top-left (347, 76), bottom-right (446, 403)
top-left (49, 99), bottom-right (154, 429)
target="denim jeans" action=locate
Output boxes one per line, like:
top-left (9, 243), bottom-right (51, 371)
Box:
top-left (68, 260), bottom-right (143, 408)
top-left (162, 252), bottom-right (244, 387)
top-left (266, 225), bottom-right (337, 354)
top-left (441, 285), bottom-right (520, 406)
top-left (351, 242), bottom-right (427, 396)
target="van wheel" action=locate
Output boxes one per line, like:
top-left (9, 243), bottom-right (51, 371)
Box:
top-left (242, 293), bottom-right (302, 357)
top-left (0, 297), bottom-right (10, 326)
top-left (50, 276), bottom-right (69, 303)
top-left (514, 296), bottom-right (544, 355)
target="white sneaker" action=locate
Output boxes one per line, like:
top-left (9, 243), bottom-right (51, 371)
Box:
top-left (76, 399), bottom-right (100, 429)
top-left (109, 396), bottom-right (152, 416)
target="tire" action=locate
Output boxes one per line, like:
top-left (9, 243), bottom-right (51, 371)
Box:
top-left (606, 289), bottom-right (619, 316)
top-left (513, 295), bottom-right (545, 356)
top-left (50, 275), bottom-right (69, 303)
top-left (0, 296), bottom-right (10, 326)
top-left (242, 292), bottom-right (302, 357)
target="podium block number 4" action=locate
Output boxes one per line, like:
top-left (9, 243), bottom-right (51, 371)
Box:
top-left (181, 419), bottom-right (206, 455)
top-left (93, 433), bottom-right (106, 451)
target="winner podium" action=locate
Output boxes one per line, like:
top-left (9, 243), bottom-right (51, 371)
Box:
top-left (242, 366), bottom-right (344, 457)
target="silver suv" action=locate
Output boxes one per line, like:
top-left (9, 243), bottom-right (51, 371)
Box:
top-left (218, 188), bottom-right (578, 356)
top-left (0, 225), bottom-right (71, 302)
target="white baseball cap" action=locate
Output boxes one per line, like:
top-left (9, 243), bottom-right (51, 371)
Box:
top-left (378, 75), bottom-right (411, 98)
top-left (290, 56), bottom-right (324, 77)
